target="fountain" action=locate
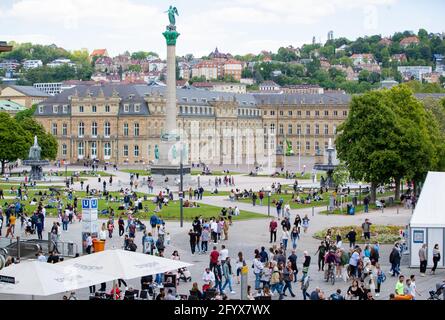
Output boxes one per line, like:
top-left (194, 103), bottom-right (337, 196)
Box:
top-left (22, 136), bottom-right (50, 181)
top-left (313, 138), bottom-right (338, 189)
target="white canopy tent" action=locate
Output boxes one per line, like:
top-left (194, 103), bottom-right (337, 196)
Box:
top-left (58, 249), bottom-right (192, 280)
top-left (0, 260), bottom-right (113, 297)
top-left (409, 171), bottom-right (445, 268)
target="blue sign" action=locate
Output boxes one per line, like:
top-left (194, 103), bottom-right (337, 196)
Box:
top-left (82, 198), bottom-right (98, 209)
top-left (82, 199), bottom-right (90, 209)
top-left (413, 230), bottom-right (424, 244)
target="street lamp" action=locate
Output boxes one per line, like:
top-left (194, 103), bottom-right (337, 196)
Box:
top-left (267, 186), bottom-right (271, 217)
top-left (197, 174), bottom-right (201, 189)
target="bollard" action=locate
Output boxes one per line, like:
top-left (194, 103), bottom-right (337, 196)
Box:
top-left (397, 208), bottom-right (399, 215)
top-left (312, 206), bottom-right (315, 217)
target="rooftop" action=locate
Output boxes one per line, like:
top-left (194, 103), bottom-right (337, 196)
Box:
top-left (4, 85), bottom-right (50, 97)
top-left (0, 100), bottom-right (26, 111)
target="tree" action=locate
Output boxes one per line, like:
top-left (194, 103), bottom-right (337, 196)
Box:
top-left (0, 113), bottom-right (31, 174)
top-left (131, 51), bottom-right (149, 60)
top-left (128, 65), bottom-right (142, 73)
top-left (15, 105), bottom-right (37, 122)
top-left (20, 118), bottom-right (58, 160)
top-left (335, 91), bottom-right (403, 201)
top-left (332, 163), bottom-right (350, 187)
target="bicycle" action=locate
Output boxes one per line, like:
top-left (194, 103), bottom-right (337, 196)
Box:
top-left (325, 263), bottom-right (336, 285)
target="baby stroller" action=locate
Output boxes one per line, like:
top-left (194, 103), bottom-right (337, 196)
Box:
top-left (178, 267), bottom-right (192, 282)
top-left (428, 283), bottom-right (445, 300)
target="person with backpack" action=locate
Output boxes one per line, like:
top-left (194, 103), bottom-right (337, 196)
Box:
top-left (270, 265), bottom-right (284, 300)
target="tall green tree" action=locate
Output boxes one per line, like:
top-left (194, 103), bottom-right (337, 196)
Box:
top-left (0, 113), bottom-right (31, 174)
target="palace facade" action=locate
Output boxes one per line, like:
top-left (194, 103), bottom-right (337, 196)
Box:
top-left (34, 84), bottom-right (351, 166)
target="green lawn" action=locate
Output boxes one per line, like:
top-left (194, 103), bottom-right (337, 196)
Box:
top-left (8, 189), bottom-right (265, 222)
top-left (120, 169), bottom-right (150, 176)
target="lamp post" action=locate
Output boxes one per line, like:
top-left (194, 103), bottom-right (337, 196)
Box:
top-left (267, 187), bottom-right (271, 217)
top-left (197, 174), bottom-right (201, 189)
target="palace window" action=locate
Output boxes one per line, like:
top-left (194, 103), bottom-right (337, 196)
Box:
top-left (52, 123), bottom-right (57, 135)
top-left (134, 145), bottom-right (140, 157)
top-left (297, 124), bottom-right (301, 135)
top-left (38, 106), bottom-right (44, 114)
top-left (104, 142), bottom-right (111, 157)
top-left (306, 110), bottom-right (310, 117)
top-left (92, 122), bottom-right (98, 137)
top-left (79, 105), bottom-right (84, 113)
top-left (270, 123), bottom-right (275, 134)
top-left (123, 145), bottom-right (129, 157)
top-left (315, 141), bottom-right (320, 151)
top-left (134, 123), bottom-right (140, 137)
top-left (62, 123), bottom-right (67, 136)
top-left (91, 142), bottom-right (97, 157)
top-left (324, 110), bottom-right (329, 116)
top-left (53, 105), bottom-right (58, 113)
top-left (306, 124), bottom-right (311, 135)
top-left (123, 123), bottom-right (129, 136)
top-left (306, 141), bottom-right (310, 151)
top-left (279, 124), bottom-right (284, 135)
top-left (288, 124), bottom-right (292, 135)
top-left (92, 105), bottom-right (97, 113)
top-left (62, 105), bottom-right (68, 114)
top-left (78, 142), bottom-right (84, 156)
top-left (105, 105), bottom-right (111, 113)
top-left (78, 122), bottom-right (84, 137)
top-left (124, 104), bottom-right (129, 113)
top-left (135, 104), bottom-right (141, 113)
top-left (315, 124), bottom-right (320, 135)
top-left (62, 144), bottom-right (67, 156)
top-left (104, 122), bottom-right (111, 137)
top-left (324, 124), bottom-right (329, 135)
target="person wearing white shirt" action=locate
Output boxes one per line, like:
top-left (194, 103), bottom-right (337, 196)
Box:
top-left (37, 252), bottom-right (47, 262)
top-left (234, 207), bottom-right (240, 216)
top-left (210, 220), bottom-right (218, 243)
top-left (202, 268), bottom-right (215, 284)
top-left (253, 254), bottom-right (264, 291)
top-left (220, 245), bottom-right (229, 262)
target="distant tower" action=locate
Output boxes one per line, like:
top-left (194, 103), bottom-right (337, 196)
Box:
top-left (312, 36), bottom-right (316, 45)
top-left (328, 31), bottom-right (334, 41)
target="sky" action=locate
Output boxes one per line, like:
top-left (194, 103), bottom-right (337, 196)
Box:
top-left (0, 0), bottom-right (444, 58)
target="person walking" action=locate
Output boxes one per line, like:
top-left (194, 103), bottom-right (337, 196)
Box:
top-left (419, 244), bottom-right (427, 277)
top-left (201, 226), bottom-right (210, 254)
top-left (252, 192), bottom-right (257, 207)
top-left (188, 229), bottom-right (197, 255)
top-left (282, 261), bottom-right (296, 297)
top-left (315, 241), bottom-right (327, 271)
top-left (221, 257), bottom-right (235, 294)
top-left (302, 251), bottom-right (311, 282)
top-left (118, 216), bottom-right (125, 237)
top-left (389, 244), bottom-right (401, 277)
top-left (290, 226), bottom-right (299, 250)
top-left (269, 218), bottom-right (278, 243)
top-left (281, 227), bottom-right (290, 252)
top-left (302, 215), bottom-right (310, 233)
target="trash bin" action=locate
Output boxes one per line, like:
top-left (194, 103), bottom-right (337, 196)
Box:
top-left (352, 196), bottom-right (358, 206)
top-left (67, 241), bottom-right (74, 256)
top-left (92, 239), bottom-right (105, 252)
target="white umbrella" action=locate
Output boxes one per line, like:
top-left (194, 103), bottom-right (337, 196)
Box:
top-left (58, 249), bottom-right (192, 280)
top-left (0, 261), bottom-right (113, 297)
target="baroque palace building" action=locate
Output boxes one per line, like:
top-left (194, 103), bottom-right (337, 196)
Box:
top-left (34, 83), bottom-right (351, 166)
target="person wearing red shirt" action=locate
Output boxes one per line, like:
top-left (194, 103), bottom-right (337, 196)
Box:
top-left (110, 283), bottom-right (121, 300)
top-left (269, 218), bottom-right (278, 243)
top-left (209, 246), bottom-right (220, 269)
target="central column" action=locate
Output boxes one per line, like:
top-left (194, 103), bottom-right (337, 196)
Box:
top-left (150, 22), bottom-right (191, 187)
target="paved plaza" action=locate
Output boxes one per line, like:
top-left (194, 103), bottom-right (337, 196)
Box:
top-left (0, 165), bottom-right (444, 300)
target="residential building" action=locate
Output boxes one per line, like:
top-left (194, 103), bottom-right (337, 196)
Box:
top-left (282, 85), bottom-right (324, 94)
top-left (192, 82), bottom-right (247, 94)
top-left (0, 41), bottom-right (13, 52)
top-left (380, 79), bottom-right (399, 89)
top-left (423, 72), bottom-right (441, 84)
top-left (149, 59), bottom-right (167, 73)
top-left (351, 54), bottom-right (376, 66)
top-left (240, 78), bottom-right (255, 85)
top-left (209, 47), bottom-right (233, 62)
top-left (0, 100), bottom-right (27, 114)
top-left (23, 60), bottom-right (43, 69)
top-left (0, 85), bottom-right (50, 108)
top-left (259, 81), bottom-right (281, 92)
top-left (34, 83), bottom-right (63, 96)
top-left (379, 38), bottom-right (392, 46)
top-left (223, 59), bottom-right (243, 81)
top-left (47, 58), bottom-right (76, 68)
top-left (391, 54), bottom-right (408, 64)
top-left (192, 60), bottom-right (224, 80)
top-left (90, 49), bottom-right (109, 58)
top-left (94, 56), bottom-right (115, 73)
top-left (400, 36), bottom-right (420, 48)
top-left (398, 66), bottom-right (432, 81)
top-left (0, 60), bottom-right (21, 71)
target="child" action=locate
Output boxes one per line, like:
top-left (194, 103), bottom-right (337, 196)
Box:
top-left (165, 232), bottom-right (171, 245)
